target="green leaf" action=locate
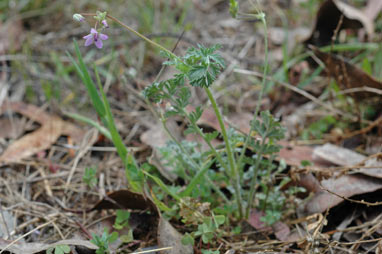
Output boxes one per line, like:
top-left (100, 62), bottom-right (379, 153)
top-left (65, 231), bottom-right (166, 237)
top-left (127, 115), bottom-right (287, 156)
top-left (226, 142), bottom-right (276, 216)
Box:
top-left (214, 215), bottom-right (225, 226)
top-left (83, 167), bottom-right (98, 188)
top-left (120, 229), bottom-right (134, 243)
top-left (114, 210), bottom-right (130, 229)
top-left (180, 159), bottom-right (214, 197)
top-left (70, 40), bottom-right (106, 118)
top-left (108, 231), bottom-right (119, 243)
top-left (143, 171), bottom-right (181, 201)
top-left (64, 112), bottom-right (112, 140)
top-left (229, 0), bottom-right (238, 18)
top-left (181, 233), bottom-right (195, 246)
top-left (54, 245), bottom-right (70, 254)
top-left (374, 45), bottom-right (382, 80)
top-left (205, 131), bottom-right (219, 142)
top-left (362, 57), bottom-right (372, 75)
top-left (94, 65), bottom-right (142, 192)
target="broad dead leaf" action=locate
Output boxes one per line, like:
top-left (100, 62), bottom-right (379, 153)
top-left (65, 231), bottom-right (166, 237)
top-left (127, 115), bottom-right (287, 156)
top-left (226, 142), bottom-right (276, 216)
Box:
top-left (91, 190), bottom-right (191, 253)
top-left (305, 0), bottom-right (376, 47)
top-left (92, 189), bottom-right (159, 216)
top-left (314, 143), bottom-right (382, 178)
top-left (310, 46), bottom-right (382, 99)
top-left (364, 0), bottom-right (382, 20)
top-left (247, 209), bottom-right (272, 232)
top-left (304, 174), bottom-right (382, 214)
top-left (313, 143), bottom-right (365, 166)
top-left (0, 117), bottom-right (24, 139)
top-left (0, 102), bottom-right (84, 163)
top-left (0, 117), bottom-right (62, 162)
top-left (157, 218), bottom-right (193, 254)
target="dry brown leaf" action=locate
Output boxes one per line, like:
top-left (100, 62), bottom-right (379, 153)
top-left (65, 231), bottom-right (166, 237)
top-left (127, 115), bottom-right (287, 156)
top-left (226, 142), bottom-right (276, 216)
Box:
top-left (314, 143), bottom-right (382, 179)
top-left (247, 209), bottom-right (272, 232)
top-left (304, 174), bottom-right (382, 214)
top-left (313, 143), bottom-right (366, 166)
top-left (92, 189), bottom-right (159, 216)
top-left (0, 118), bottom-right (24, 139)
top-left (364, 0), bottom-right (382, 20)
top-left (91, 190), bottom-right (191, 254)
top-left (305, 0), bottom-right (375, 47)
top-left (272, 221), bottom-right (291, 241)
top-left (157, 218), bottom-right (193, 254)
top-left (0, 102), bottom-right (84, 163)
top-left (334, 0), bottom-right (374, 37)
top-left (310, 46), bottom-right (382, 98)
top-left (0, 117), bottom-right (63, 163)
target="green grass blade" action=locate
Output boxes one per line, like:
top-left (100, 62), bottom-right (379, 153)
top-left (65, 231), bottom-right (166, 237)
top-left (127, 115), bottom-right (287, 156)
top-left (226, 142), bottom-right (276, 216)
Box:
top-left (64, 111), bottom-right (112, 140)
top-left (71, 40), bottom-right (106, 118)
top-left (143, 171), bottom-right (181, 201)
top-left (180, 159), bottom-right (214, 197)
top-left (94, 65), bottom-right (142, 192)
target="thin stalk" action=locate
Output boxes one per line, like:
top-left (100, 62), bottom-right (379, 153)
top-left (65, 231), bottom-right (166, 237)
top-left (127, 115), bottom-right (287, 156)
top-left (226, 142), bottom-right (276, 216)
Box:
top-left (106, 15), bottom-right (178, 59)
top-left (205, 87), bottom-right (243, 218)
top-left (236, 14), bottom-right (269, 218)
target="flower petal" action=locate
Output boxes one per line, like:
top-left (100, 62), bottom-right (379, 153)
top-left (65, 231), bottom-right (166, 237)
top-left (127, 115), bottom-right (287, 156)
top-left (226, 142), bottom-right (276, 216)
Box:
top-left (83, 34), bottom-right (93, 40)
top-left (99, 33), bottom-right (108, 41)
top-left (90, 28), bottom-right (97, 34)
top-left (95, 39), bottom-right (103, 49)
top-left (84, 36), bottom-right (94, 47)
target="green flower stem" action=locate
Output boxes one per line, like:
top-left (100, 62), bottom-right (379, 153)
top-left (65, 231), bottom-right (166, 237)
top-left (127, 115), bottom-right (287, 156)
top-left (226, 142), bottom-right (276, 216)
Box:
top-left (204, 87), bottom-right (243, 218)
top-left (236, 13), bottom-right (269, 218)
top-left (106, 14), bottom-right (178, 59)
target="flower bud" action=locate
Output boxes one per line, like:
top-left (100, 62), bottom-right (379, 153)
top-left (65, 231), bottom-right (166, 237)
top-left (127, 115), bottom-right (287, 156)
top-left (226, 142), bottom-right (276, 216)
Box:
top-left (102, 19), bottom-right (109, 28)
top-left (73, 14), bottom-right (85, 22)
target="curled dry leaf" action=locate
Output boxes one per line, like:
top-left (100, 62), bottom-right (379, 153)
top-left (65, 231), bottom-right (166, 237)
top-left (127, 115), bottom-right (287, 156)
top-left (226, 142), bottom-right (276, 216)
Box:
top-left (303, 174), bottom-right (382, 214)
top-left (310, 46), bottom-right (382, 99)
top-left (91, 189), bottom-right (159, 216)
top-left (303, 143), bottom-right (382, 214)
top-left (314, 143), bottom-right (382, 179)
top-left (313, 143), bottom-right (365, 166)
top-left (92, 190), bottom-right (191, 253)
top-left (305, 0), bottom-right (376, 47)
top-left (364, 0), bottom-right (382, 21)
top-left (0, 102), bottom-right (84, 163)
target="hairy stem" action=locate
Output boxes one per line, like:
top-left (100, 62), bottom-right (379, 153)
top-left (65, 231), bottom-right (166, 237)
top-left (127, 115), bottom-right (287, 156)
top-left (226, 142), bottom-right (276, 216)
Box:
top-left (205, 87), bottom-right (243, 218)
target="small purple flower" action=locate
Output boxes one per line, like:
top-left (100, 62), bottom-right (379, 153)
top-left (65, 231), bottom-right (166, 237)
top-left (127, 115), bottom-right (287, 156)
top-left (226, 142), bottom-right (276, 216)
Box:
top-left (83, 28), bottom-right (108, 49)
top-left (102, 20), bottom-right (109, 28)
